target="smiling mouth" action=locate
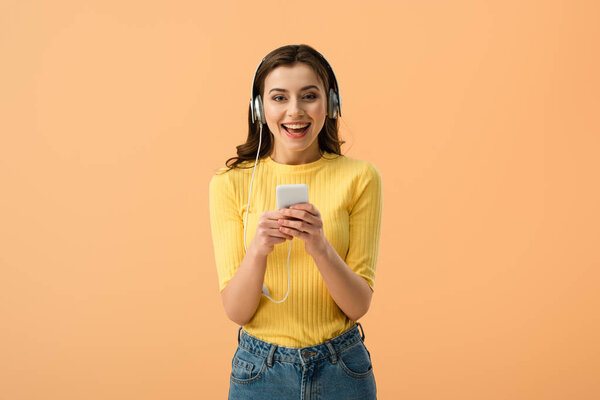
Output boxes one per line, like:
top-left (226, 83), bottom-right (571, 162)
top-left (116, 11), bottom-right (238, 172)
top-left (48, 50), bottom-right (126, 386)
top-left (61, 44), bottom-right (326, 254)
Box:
top-left (281, 123), bottom-right (311, 135)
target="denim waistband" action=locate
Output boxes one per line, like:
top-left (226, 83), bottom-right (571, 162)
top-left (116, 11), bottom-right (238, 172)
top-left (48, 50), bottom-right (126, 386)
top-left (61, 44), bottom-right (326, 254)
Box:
top-left (236, 323), bottom-right (366, 367)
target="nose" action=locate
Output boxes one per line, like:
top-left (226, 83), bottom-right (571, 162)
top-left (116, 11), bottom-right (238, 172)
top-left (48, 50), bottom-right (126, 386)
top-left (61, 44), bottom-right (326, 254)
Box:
top-left (287, 98), bottom-right (305, 117)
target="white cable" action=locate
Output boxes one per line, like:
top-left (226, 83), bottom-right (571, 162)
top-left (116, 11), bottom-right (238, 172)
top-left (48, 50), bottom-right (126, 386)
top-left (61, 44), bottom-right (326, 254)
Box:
top-left (243, 123), bottom-right (291, 303)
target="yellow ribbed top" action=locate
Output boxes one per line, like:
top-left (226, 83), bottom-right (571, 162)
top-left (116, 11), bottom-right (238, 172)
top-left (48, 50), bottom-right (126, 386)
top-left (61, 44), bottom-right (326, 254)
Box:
top-left (208, 151), bottom-right (383, 347)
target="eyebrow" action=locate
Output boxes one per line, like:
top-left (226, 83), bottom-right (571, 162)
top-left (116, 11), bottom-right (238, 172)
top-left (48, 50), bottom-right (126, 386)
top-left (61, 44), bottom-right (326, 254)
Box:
top-left (268, 85), bottom-right (320, 94)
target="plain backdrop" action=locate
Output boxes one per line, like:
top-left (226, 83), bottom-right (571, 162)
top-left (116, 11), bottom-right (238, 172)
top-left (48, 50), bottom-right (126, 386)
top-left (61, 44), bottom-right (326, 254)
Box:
top-left (1, 0), bottom-right (599, 399)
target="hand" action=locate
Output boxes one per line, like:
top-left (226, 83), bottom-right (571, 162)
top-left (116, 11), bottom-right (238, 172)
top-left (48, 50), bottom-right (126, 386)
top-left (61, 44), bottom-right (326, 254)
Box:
top-left (250, 209), bottom-right (294, 257)
top-left (277, 203), bottom-right (328, 258)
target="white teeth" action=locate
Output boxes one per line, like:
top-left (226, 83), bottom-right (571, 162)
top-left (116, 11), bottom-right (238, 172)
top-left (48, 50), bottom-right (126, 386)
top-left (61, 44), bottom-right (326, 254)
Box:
top-left (283, 123), bottom-right (309, 129)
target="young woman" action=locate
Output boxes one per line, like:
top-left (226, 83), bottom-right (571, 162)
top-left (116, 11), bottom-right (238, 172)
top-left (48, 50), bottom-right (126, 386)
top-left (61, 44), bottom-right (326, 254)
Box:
top-left (209, 44), bottom-right (382, 399)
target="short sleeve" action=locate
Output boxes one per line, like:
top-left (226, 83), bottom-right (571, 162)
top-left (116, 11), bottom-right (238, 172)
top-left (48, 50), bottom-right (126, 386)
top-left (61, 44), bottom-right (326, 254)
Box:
top-left (345, 162), bottom-right (383, 292)
top-left (208, 170), bottom-right (245, 293)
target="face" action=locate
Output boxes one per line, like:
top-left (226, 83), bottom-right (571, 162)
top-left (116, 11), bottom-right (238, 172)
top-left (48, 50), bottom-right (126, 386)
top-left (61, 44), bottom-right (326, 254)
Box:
top-left (262, 62), bottom-right (327, 163)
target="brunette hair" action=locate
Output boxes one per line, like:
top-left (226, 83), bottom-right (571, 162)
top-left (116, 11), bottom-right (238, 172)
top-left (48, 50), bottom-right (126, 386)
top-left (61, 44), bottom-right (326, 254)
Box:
top-left (221, 44), bottom-right (345, 172)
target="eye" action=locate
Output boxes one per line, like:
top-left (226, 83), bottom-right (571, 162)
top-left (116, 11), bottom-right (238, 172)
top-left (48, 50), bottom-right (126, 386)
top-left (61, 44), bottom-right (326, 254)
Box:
top-left (272, 93), bottom-right (318, 102)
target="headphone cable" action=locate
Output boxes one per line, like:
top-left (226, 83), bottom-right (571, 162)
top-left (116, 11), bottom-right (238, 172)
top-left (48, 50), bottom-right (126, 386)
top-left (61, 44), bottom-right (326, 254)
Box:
top-left (243, 123), bottom-right (291, 303)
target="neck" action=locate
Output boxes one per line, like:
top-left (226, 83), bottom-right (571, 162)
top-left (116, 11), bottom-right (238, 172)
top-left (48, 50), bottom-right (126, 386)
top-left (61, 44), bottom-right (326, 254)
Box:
top-left (270, 148), bottom-right (322, 165)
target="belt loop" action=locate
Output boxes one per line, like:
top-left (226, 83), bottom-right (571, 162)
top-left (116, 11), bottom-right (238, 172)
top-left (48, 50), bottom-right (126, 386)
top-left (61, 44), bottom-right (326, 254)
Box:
top-left (267, 343), bottom-right (277, 367)
top-left (356, 322), bottom-right (365, 342)
top-left (325, 341), bottom-right (337, 364)
top-left (237, 326), bottom-right (242, 344)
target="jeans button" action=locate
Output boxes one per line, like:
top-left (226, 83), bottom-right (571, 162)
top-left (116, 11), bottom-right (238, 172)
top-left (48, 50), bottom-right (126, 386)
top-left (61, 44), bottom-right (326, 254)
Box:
top-left (302, 350), bottom-right (315, 359)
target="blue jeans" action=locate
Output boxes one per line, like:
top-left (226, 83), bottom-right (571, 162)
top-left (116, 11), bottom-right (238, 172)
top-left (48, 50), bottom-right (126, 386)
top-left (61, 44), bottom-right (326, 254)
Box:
top-left (228, 322), bottom-right (377, 400)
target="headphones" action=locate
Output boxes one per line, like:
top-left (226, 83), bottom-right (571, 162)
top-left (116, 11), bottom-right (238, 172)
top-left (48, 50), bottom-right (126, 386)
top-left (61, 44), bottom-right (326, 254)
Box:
top-left (250, 49), bottom-right (342, 125)
top-left (244, 47), bottom-right (342, 304)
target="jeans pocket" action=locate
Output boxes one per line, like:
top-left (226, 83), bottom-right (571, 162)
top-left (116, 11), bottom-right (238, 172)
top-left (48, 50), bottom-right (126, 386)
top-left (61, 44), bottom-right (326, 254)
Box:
top-left (230, 346), bottom-right (267, 384)
top-left (337, 341), bottom-right (374, 379)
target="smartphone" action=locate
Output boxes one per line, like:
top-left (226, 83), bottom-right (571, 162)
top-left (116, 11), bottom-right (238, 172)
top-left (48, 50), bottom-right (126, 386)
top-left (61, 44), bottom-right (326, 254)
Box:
top-left (276, 184), bottom-right (309, 210)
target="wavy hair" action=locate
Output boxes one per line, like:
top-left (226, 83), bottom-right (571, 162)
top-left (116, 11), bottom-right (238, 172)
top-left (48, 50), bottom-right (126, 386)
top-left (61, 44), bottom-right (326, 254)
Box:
top-left (221, 44), bottom-right (346, 172)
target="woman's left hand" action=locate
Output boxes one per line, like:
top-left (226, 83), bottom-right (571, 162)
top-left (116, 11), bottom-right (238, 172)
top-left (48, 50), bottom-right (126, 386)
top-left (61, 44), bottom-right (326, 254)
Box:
top-left (277, 203), bottom-right (328, 258)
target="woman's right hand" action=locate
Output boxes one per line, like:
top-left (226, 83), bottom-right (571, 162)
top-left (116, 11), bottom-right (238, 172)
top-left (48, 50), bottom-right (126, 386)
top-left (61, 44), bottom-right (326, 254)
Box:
top-left (249, 209), bottom-right (294, 257)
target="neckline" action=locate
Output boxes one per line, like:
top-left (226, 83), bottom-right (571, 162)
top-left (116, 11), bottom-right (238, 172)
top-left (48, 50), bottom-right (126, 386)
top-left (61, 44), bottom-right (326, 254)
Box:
top-left (262, 152), bottom-right (339, 173)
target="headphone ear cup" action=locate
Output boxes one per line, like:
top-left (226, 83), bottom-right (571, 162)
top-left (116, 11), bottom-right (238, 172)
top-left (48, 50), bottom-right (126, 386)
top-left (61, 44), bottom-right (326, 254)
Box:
top-left (328, 88), bottom-right (339, 119)
top-left (253, 94), bottom-right (266, 125)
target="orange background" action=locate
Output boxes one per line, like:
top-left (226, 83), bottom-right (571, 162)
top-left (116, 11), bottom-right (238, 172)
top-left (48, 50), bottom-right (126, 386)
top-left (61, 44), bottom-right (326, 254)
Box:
top-left (1, 1), bottom-right (599, 399)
